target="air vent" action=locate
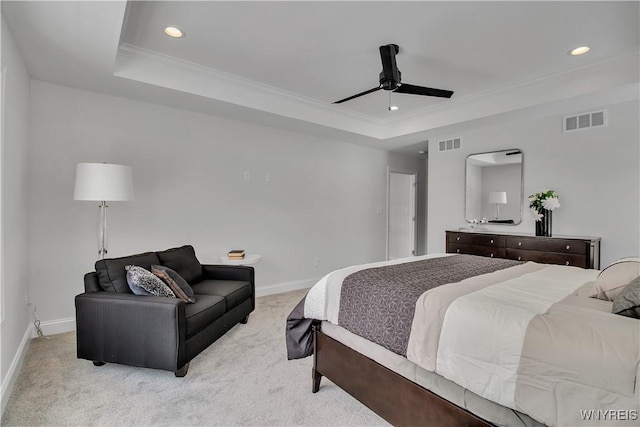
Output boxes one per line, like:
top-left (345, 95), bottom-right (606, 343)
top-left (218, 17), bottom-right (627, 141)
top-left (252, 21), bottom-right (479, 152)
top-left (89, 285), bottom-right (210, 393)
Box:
top-left (563, 110), bottom-right (607, 132)
top-left (438, 137), bottom-right (462, 152)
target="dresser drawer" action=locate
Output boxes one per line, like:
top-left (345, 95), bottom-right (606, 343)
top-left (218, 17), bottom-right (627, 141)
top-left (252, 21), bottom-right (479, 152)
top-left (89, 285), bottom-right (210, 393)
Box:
top-left (448, 232), bottom-right (505, 248)
top-left (448, 243), bottom-right (506, 259)
top-left (506, 249), bottom-right (588, 268)
top-left (505, 236), bottom-right (587, 255)
top-left (446, 230), bottom-right (599, 269)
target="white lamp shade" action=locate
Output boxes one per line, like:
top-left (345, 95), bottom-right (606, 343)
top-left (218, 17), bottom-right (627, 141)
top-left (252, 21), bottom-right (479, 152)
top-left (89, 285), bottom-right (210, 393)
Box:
top-left (488, 191), bottom-right (507, 204)
top-left (74, 163), bottom-right (134, 201)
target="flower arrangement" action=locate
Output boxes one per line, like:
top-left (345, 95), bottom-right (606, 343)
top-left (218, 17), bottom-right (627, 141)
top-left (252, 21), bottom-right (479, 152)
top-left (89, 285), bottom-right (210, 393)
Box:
top-left (528, 190), bottom-right (560, 221)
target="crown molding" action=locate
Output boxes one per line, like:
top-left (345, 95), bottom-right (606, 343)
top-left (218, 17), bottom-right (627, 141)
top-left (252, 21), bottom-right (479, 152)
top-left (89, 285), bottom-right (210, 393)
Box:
top-left (114, 43), bottom-right (639, 141)
top-left (115, 43), bottom-right (387, 139)
top-left (381, 50), bottom-right (640, 139)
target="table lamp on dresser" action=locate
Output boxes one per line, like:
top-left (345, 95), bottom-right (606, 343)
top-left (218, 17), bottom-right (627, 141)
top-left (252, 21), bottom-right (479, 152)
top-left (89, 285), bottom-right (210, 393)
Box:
top-left (488, 191), bottom-right (507, 220)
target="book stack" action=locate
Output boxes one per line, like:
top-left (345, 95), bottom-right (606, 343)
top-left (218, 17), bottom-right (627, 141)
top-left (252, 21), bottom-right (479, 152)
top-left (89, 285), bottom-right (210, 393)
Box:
top-left (227, 249), bottom-right (245, 260)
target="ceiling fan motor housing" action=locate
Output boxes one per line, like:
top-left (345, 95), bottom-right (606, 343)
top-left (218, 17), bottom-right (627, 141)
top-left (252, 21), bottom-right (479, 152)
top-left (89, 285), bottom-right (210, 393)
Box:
top-left (380, 70), bottom-right (401, 90)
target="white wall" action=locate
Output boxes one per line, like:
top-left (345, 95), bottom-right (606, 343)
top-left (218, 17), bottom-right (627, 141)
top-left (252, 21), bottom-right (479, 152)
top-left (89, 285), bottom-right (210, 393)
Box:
top-left (428, 98), bottom-right (640, 267)
top-left (1, 14), bottom-right (31, 414)
top-left (27, 80), bottom-right (425, 331)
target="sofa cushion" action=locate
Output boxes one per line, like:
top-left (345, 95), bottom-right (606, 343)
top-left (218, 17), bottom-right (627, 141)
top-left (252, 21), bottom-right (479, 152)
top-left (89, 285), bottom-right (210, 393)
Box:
top-left (151, 265), bottom-right (196, 303)
top-left (95, 252), bottom-right (160, 293)
top-left (126, 265), bottom-right (175, 298)
top-left (156, 245), bottom-right (203, 285)
top-left (184, 295), bottom-right (226, 338)
top-left (191, 279), bottom-right (252, 311)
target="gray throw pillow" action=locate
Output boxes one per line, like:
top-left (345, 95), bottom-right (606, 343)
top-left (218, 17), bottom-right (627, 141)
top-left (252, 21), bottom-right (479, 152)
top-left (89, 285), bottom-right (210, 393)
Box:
top-left (611, 276), bottom-right (640, 319)
top-left (151, 265), bottom-right (196, 304)
top-left (125, 265), bottom-right (175, 298)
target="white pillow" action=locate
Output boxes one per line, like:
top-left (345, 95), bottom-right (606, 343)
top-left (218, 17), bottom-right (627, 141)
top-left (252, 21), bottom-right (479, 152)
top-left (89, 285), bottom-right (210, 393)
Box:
top-left (590, 257), bottom-right (640, 301)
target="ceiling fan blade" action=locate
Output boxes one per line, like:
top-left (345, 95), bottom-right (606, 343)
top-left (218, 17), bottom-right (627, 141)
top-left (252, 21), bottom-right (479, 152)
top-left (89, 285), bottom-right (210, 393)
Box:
top-left (394, 83), bottom-right (454, 98)
top-left (333, 86), bottom-right (382, 104)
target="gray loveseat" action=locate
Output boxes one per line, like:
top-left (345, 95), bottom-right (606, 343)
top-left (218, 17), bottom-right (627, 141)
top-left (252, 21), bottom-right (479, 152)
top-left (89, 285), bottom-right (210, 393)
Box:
top-left (75, 245), bottom-right (254, 376)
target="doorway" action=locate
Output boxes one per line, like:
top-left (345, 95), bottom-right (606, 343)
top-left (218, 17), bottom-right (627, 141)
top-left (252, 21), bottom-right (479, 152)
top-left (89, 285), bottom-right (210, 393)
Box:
top-left (387, 169), bottom-right (417, 260)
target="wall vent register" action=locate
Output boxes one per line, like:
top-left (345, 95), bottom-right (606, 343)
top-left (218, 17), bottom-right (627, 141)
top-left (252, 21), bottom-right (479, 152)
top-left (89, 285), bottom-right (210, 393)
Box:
top-left (563, 110), bottom-right (607, 132)
top-left (438, 137), bottom-right (462, 152)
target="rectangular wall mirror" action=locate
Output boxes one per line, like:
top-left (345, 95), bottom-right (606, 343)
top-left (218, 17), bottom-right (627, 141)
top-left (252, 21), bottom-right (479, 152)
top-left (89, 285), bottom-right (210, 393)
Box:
top-left (465, 149), bottom-right (523, 225)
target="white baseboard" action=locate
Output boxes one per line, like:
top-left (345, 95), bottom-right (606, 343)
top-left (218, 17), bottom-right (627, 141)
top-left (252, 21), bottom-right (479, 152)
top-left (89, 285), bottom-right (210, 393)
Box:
top-left (255, 277), bottom-right (318, 297)
top-left (31, 317), bottom-right (76, 338)
top-left (1, 324), bottom-right (32, 416)
top-left (24, 281), bottom-right (312, 339)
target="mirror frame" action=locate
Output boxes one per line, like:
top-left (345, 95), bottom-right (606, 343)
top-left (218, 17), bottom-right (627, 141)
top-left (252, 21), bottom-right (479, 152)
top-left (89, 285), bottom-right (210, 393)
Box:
top-left (464, 149), bottom-right (524, 225)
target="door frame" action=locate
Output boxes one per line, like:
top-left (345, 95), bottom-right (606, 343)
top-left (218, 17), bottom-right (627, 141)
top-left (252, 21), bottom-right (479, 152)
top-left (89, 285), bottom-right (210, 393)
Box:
top-left (387, 168), bottom-right (418, 260)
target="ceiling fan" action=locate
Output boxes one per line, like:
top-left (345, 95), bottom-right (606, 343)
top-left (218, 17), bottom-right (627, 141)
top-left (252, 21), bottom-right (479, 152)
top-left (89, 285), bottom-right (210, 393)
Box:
top-left (334, 44), bottom-right (454, 105)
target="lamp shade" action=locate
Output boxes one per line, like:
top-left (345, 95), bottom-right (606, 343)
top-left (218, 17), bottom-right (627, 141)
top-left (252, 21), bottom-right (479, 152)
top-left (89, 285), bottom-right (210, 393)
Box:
top-left (74, 163), bottom-right (134, 201)
top-left (488, 191), bottom-right (507, 204)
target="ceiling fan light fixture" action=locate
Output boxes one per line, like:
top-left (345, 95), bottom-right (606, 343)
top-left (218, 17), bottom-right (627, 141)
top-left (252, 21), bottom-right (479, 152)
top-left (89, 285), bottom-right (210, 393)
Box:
top-left (164, 26), bottom-right (185, 38)
top-left (569, 46), bottom-right (590, 56)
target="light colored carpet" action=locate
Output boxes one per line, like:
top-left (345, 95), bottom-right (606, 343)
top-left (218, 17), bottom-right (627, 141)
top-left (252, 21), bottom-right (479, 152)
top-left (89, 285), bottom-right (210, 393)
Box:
top-left (1, 289), bottom-right (388, 426)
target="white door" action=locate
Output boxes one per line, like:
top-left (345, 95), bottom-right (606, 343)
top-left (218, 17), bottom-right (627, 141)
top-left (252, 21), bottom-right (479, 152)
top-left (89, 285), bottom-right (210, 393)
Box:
top-left (388, 171), bottom-right (416, 260)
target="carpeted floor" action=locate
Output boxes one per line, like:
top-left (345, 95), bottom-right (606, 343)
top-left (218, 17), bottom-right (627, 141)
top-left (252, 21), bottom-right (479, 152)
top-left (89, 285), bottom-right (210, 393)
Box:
top-left (1, 289), bottom-right (388, 426)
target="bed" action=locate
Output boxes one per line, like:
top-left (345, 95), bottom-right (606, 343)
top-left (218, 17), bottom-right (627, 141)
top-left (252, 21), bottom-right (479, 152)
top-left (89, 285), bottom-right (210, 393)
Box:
top-left (286, 254), bottom-right (640, 427)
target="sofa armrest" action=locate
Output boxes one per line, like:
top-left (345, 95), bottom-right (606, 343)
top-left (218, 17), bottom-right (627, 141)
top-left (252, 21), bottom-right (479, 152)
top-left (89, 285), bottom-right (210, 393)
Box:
top-left (83, 272), bottom-right (102, 293)
top-left (201, 264), bottom-right (255, 285)
top-left (75, 292), bottom-right (186, 371)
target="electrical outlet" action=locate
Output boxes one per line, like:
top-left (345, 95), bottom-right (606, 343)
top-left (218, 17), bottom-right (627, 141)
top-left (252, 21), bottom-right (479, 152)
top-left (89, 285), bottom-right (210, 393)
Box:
top-left (265, 173), bottom-right (271, 182)
top-left (243, 171), bottom-right (251, 181)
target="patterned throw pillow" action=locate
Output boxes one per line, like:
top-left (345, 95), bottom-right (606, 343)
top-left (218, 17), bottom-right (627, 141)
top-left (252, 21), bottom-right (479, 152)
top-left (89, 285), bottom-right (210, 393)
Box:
top-left (151, 265), bottom-right (196, 304)
top-left (125, 265), bottom-right (175, 298)
top-left (612, 276), bottom-right (640, 319)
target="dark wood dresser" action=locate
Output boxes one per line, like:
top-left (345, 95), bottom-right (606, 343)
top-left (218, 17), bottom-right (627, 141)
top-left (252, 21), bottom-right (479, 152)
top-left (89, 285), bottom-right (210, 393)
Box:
top-left (446, 230), bottom-right (601, 269)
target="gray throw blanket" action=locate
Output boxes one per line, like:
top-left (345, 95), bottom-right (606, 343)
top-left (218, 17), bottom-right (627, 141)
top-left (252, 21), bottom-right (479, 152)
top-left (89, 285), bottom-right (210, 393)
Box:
top-left (286, 255), bottom-right (521, 359)
top-left (338, 255), bottom-right (522, 355)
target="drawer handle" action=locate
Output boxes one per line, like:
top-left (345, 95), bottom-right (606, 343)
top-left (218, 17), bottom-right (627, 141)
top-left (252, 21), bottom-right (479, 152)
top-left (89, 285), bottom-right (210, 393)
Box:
top-left (566, 261), bottom-right (570, 265)
top-left (518, 242), bottom-right (522, 246)
top-left (456, 249), bottom-right (460, 253)
top-left (566, 245), bottom-right (570, 250)
top-left (490, 239), bottom-right (494, 244)
top-left (457, 237), bottom-right (460, 241)
top-left (518, 256), bottom-right (522, 261)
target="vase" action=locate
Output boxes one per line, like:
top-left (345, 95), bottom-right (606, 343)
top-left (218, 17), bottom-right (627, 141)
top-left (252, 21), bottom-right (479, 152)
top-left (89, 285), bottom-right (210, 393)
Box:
top-left (535, 209), bottom-right (552, 237)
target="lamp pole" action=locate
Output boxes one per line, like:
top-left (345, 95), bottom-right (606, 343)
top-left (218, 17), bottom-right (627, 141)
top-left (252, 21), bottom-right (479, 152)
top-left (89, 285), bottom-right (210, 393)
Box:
top-left (98, 201), bottom-right (108, 259)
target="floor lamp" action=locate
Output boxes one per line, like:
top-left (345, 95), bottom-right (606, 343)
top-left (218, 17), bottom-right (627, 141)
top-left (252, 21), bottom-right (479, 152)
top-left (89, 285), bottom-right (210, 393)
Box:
top-left (488, 191), bottom-right (507, 220)
top-left (74, 163), bottom-right (134, 259)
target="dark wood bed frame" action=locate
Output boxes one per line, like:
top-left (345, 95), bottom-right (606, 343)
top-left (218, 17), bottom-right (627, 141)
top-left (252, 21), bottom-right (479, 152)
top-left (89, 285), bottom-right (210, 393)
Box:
top-left (311, 325), bottom-right (493, 427)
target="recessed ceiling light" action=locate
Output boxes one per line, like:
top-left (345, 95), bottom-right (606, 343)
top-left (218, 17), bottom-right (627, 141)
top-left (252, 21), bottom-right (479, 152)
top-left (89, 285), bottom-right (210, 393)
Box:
top-left (569, 46), bottom-right (590, 56)
top-left (164, 26), bottom-right (184, 38)
top-left (388, 105), bottom-right (399, 111)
